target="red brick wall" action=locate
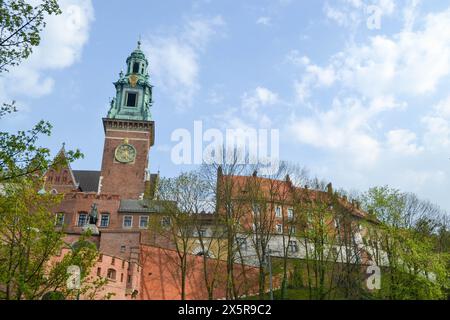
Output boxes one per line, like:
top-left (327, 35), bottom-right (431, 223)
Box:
top-left (99, 126), bottom-right (152, 199)
top-left (140, 245), bottom-right (261, 300)
top-left (99, 231), bottom-right (141, 261)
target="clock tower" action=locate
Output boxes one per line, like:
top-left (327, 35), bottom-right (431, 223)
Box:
top-left (99, 41), bottom-right (155, 199)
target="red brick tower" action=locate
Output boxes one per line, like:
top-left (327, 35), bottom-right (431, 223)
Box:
top-left (99, 41), bottom-right (155, 199)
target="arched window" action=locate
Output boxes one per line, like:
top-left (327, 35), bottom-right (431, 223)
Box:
top-left (107, 268), bottom-right (116, 280)
top-left (133, 62), bottom-right (139, 73)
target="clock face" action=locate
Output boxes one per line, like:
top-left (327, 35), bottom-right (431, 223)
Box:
top-left (115, 144), bottom-right (136, 163)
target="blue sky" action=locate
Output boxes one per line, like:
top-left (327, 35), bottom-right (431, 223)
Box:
top-left (1, 0), bottom-right (450, 212)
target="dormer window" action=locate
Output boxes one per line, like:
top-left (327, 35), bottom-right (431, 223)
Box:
top-left (126, 92), bottom-right (137, 107)
top-left (133, 62), bottom-right (140, 73)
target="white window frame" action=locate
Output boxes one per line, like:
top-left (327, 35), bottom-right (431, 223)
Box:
top-left (289, 225), bottom-right (296, 234)
top-left (55, 213), bottom-right (65, 226)
top-left (161, 216), bottom-right (171, 227)
top-left (100, 213), bottom-right (110, 228)
top-left (288, 240), bottom-right (298, 253)
top-left (139, 216), bottom-right (149, 229)
top-left (77, 213), bottom-right (87, 227)
top-left (123, 216), bottom-right (133, 229)
top-left (275, 206), bottom-right (282, 218)
top-left (287, 208), bottom-right (294, 220)
top-left (276, 224), bottom-right (283, 234)
top-left (197, 229), bottom-right (207, 238)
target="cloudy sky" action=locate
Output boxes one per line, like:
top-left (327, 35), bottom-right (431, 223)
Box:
top-left (1, 0), bottom-right (450, 211)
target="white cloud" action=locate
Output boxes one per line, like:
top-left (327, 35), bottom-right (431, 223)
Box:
top-left (142, 16), bottom-right (225, 110)
top-left (288, 4), bottom-right (450, 211)
top-left (289, 97), bottom-right (392, 167)
top-left (324, 0), bottom-right (395, 29)
top-left (256, 17), bottom-right (272, 26)
top-left (1, 0), bottom-right (94, 99)
top-left (387, 129), bottom-right (423, 155)
top-left (421, 95), bottom-right (450, 151)
top-left (242, 87), bottom-right (279, 127)
top-left (294, 7), bottom-right (450, 101)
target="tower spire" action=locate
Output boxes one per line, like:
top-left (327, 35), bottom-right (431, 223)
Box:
top-left (106, 43), bottom-right (152, 121)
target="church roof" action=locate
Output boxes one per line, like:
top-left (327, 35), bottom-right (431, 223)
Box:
top-left (73, 170), bottom-right (100, 192)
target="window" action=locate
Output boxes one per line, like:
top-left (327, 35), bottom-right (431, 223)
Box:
top-left (97, 267), bottom-right (101, 277)
top-left (100, 213), bottom-right (110, 228)
top-left (122, 260), bottom-right (125, 269)
top-left (127, 275), bottom-right (131, 284)
top-left (275, 206), bottom-right (282, 218)
top-left (289, 225), bottom-right (296, 234)
top-left (331, 247), bottom-right (339, 259)
top-left (77, 213), bottom-right (87, 227)
top-left (55, 213), bottom-right (65, 227)
top-left (111, 257), bottom-right (115, 265)
top-left (133, 62), bottom-right (140, 73)
top-left (120, 245), bottom-right (126, 253)
top-left (276, 224), bottom-right (283, 234)
top-left (161, 216), bottom-right (171, 227)
top-left (287, 208), bottom-right (294, 220)
top-left (236, 237), bottom-right (247, 251)
top-left (126, 92), bottom-right (137, 107)
top-left (123, 216), bottom-right (133, 228)
top-left (98, 254), bottom-right (103, 262)
top-left (121, 273), bottom-right (124, 282)
top-left (107, 268), bottom-right (116, 280)
top-left (288, 240), bottom-right (298, 253)
top-left (197, 229), bottom-right (207, 237)
top-left (252, 204), bottom-right (260, 215)
top-left (139, 216), bottom-right (149, 229)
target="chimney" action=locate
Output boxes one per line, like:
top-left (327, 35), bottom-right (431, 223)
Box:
top-left (252, 170), bottom-right (258, 177)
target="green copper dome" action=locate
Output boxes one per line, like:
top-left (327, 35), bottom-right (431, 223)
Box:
top-left (126, 41), bottom-right (148, 65)
top-left (106, 41), bottom-right (153, 122)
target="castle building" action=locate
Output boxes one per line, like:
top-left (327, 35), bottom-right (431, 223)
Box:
top-left (45, 43), bottom-right (169, 299)
top-left (44, 43), bottom-right (380, 300)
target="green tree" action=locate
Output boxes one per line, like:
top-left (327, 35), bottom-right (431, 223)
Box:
top-left (0, 176), bottom-right (100, 300)
top-left (0, 1), bottom-right (81, 183)
top-left (0, 0), bottom-right (61, 73)
top-left (361, 186), bottom-right (449, 300)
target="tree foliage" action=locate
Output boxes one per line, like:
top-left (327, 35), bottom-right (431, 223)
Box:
top-left (361, 186), bottom-right (449, 300)
top-left (0, 176), bottom-right (100, 300)
top-left (0, 0), bottom-right (61, 73)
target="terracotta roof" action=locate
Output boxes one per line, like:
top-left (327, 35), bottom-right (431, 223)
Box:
top-left (220, 174), bottom-right (373, 221)
top-left (72, 170), bottom-right (100, 192)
